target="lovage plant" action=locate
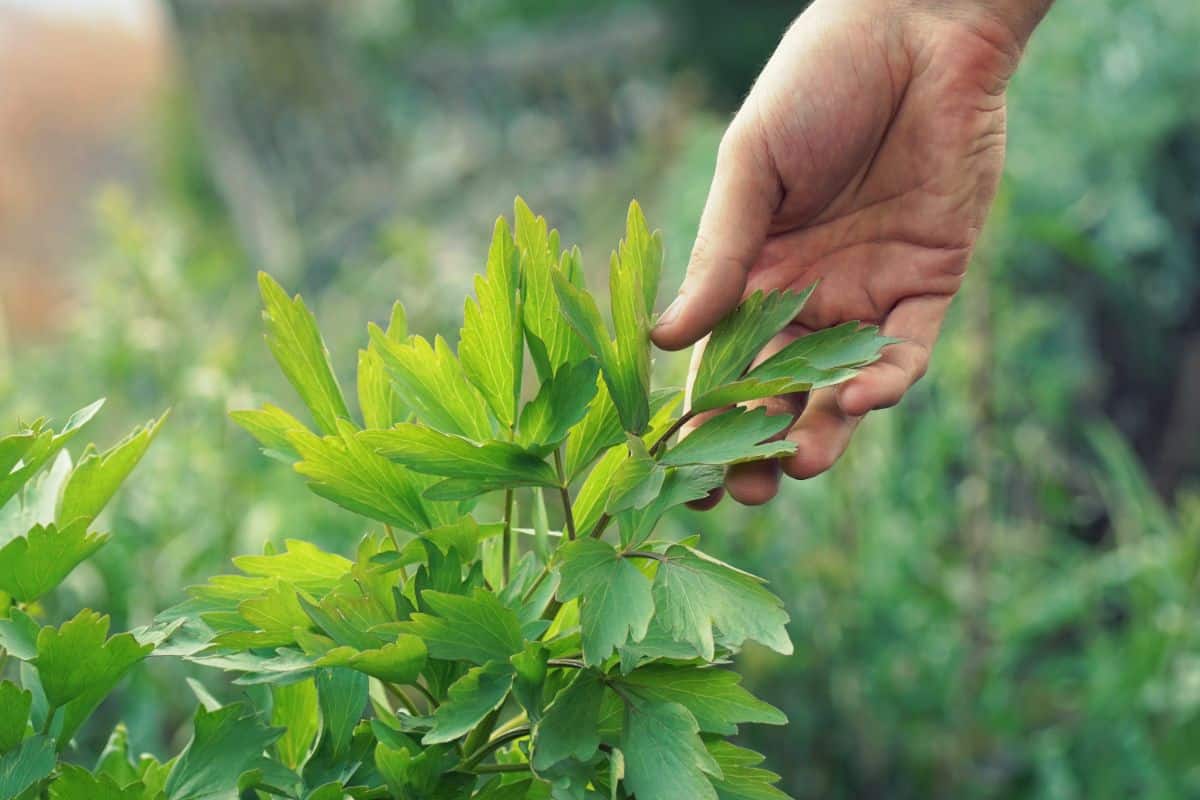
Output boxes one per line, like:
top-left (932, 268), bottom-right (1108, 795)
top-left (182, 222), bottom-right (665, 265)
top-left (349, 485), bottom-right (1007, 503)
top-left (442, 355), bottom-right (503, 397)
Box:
top-left (167, 200), bottom-right (893, 799)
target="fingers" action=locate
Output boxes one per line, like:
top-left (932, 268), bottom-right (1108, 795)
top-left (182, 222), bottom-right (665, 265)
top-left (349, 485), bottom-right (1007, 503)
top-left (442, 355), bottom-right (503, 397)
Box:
top-left (651, 118), bottom-right (780, 352)
top-left (782, 388), bottom-right (861, 480)
top-left (836, 294), bottom-right (948, 417)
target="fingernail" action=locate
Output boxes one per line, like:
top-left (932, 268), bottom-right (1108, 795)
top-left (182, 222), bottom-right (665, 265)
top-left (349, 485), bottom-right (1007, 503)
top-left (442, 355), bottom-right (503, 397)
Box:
top-left (655, 296), bottom-right (684, 328)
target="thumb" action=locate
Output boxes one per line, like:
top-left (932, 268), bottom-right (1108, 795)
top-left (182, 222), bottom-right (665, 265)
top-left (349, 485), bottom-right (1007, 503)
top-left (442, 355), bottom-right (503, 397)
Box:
top-left (652, 121), bottom-right (778, 351)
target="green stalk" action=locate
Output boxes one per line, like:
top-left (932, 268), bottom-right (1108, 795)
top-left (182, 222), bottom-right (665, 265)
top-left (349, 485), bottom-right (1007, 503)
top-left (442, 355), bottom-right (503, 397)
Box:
top-left (553, 449), bottom-right (576, 540)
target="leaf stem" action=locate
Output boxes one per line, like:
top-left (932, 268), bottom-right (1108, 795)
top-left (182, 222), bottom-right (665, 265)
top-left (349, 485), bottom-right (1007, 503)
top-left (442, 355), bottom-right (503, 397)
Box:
top-left (387, 683), bottom-right (420, 716)
top-left (503, 488), bottom-right (515, 585)
top-left (547, 657), bottom-right (586, 669)
top-left (589, 513), bottom-right (612, 540)
top-left (623, 550), bottom-right (667, 563)
top-left (459, 725), bottom-right (531, 770)
top-left (384, 524), bottom-right (402, 552)
top-left (411, 680), bottom-right (439, 709)
top-left (649, 411), bottom-right (695, 459)
top-left (553, 449), bottom-right (576, 540)
top-left (471, 762), bottom-right (531, 774)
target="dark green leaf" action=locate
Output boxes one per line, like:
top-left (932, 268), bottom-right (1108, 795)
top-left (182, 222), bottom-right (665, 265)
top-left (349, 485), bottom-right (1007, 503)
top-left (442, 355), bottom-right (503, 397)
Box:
top-left (617, 664), bottom-right (785, 735)
top-left (618, 465), bottom-right (724, 549)
top-left (659, 408), bottom-right (794, 468)
top-left (397, 589), bottom-right (523, 665)
top-left (423, 661), bottom-right (515, 744)
top-left (652, 545), bottom-right (792, 660)
top-left (165, 702), bottom-right (284, 800)
top-left (531, 672), bottom-right (605, 771)
top-left (0, 682), bottom-right (31, 753)
top-left (621, 699), bottom-right (720, 800)
top-left (518, 359), bottom-right (600, 454)
top-left (316, 668), bottom-right (367, 760)
top-left (555, 540), bottom-right (653, 667)
top-left (0, 735), bottom-right (55, 800)
top-left (706, 741), bottom-right (792, 800)
top-left (50, 764), bottom-right (146, 800)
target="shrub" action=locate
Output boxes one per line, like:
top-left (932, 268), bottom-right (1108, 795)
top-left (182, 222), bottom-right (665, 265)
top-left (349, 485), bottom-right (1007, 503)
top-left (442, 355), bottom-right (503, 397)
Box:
top-left (1, 199), bottom-right (891, 799)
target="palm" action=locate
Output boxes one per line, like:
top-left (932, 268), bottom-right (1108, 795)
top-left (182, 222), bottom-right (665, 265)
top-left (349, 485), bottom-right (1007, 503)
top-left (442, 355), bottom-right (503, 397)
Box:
top-left (655, 0), bottom-right (1024, 504)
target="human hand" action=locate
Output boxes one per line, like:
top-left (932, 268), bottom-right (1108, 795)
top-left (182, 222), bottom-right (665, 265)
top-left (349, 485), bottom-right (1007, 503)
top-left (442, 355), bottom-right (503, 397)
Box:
top-left (652, 0), bottom-right (1051, 506)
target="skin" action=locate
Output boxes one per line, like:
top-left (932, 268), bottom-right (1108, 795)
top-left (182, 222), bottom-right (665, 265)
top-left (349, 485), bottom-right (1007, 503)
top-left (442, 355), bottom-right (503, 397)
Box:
top-left (652, 0), bottom-right (1055, 507)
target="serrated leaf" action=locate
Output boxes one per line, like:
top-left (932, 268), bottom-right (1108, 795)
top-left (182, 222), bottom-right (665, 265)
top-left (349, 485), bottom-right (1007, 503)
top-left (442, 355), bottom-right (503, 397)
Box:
top-left (620, 200), bottom-right (664, 316)
top-left (0, 735), bottom-right (55, 800)
top-left (531, 671), bottom-right (605, 771)
top-left (369, 329), bottom-right (492, 440)
top-left (518, 359), bottom-right (600, 454)
top-left (423, 661), bottom-right (515, 744)
top-left (357, 347), bottom-right (398, 431)
top-left (571, 444), bottom-right (626, 536)
top-left (271, 678), bottom-right (320, 770)
top-left (229, 404), bottom-right (307, 459)
top-left (510, 643), bottom-right (550, 721)
top-left (316, 636), bottom-right (427, 684)
top-left (563, 378), bottom-right (622, 480)
top-left (361, 425), bottom-right (557, 499)
top-left (232, 540), bottom-right (352, 596)
top-left (617, 664), bottom-right (785, 735)
top-left (0, 609), bottom-right (39, 660)
top-left (0, 400), bottom-right (103, 509)
top-left (57, 411), bottom-right (166, 525)
top-left (652, 545), bottom-right (792, 660)
top-left (691, 288), bottom-right (813, 405)
top-left (165, 702), bottom-right (284, 800)
top-left (517, 199), bottom-right (589, 381)
top-left (0, 682), bottom-right (31, 753)
top-left (555, 540), bottom-right (653, 667)
top-left (604, 437), bottom-right (663, 516)
top-left (621, 699), bottom-right (720, 800)
top-left (660, 408), bottom-right (794, 467)
top-left (0, 519), bottom-right (109, 602)
top-left (226, 583), bottom-right (310, 648)
top-left (706, 741), bottom-right (793, 800)
top-left (316, 667), bottom-right (367, 760)
top-left (397, 589), bottom-right (523, 665)
top-left (461, 216), bottom-right (523, 427)
top-left (50, 763), bottom-right (147, 800)
top-left (34, 610), bottom-right (153, 742)
top-left (258, 273), bottom-right (351, 435)
top-left (291, 420), bottom-right (452, 531)
top-left (618, 465), bottom-right (724, 549)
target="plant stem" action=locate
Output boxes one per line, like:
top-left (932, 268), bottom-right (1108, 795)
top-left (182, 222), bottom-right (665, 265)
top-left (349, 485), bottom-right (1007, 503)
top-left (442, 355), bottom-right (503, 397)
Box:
top-left (384, 524), bottom-right (402, 552)
top-left (387, 684), bottom-right (420, 716)
top-left (623, 550), bottom-right (666, 563)
top-left (471, 763), bottom-right (531, 774)
top-left (459, 725), bottom-right (531, 771)
top-left (503, 488), bottom-right (515, 585)
top-left (589, 513), bottom-right (612, 539)
top-left (411, 680), bottom-right (439, 709)
top-left (649, 411), bottom-right (695, 459)
top-left (553, 449), bottom-right (576, 540)
top-left (547, 657), bottom-right (586, 669)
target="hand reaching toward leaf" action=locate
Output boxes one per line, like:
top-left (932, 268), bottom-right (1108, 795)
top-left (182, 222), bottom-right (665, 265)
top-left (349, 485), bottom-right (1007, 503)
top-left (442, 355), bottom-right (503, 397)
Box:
top-left (652, 0), bottom-right (1053, 506)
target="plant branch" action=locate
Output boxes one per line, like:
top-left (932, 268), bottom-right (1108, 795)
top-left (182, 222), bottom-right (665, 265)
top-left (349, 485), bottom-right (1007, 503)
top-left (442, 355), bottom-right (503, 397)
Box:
top-left (470, 763), bottom-right (531, 774)
top-left (649, 411), bottom-right (695, 459)
top-left (547, 657), bottom-right (586, 669)
top-left (553, 449), bottom-right (576, 540)
top-left (411, 680), bottom-right (439, 709)
top-left (459, 725), bottom-right (531, 771)
top-left (503, 488), bottom-right (515, 585)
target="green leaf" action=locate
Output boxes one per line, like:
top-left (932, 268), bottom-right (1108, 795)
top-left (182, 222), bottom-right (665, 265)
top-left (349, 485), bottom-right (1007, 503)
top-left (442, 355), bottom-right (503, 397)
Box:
top-left (617, 664), bottom-right (785, 735)
top-left (0, 609), bottom-right (39, 660)
top-left (368, 328), bottom-right (492, 440)
top-left (604, 437), bottom-right (663, 515)
top-left (571, 445), bottom-right (626, 536)
top-left (165, 703), bottom-right (284, 800)
top-left (423, 661), bottom-right (515, 744)
top-left (229, 404), bottom-right (307, 458)
top-left (516, 199), bottom-right (589, 381)
top-left (618, 465), bottom-right (724, 549)
top-left (706, 741), bottom-right (792, 800)
top-left (510, 644), bottom-right (550, 722)
top-left (518, 359), bottom-right (600, 454)
top-left (0, 520), bottom-right (109, 603)
top-left (315, 636), bottom-right (427, 684)
top-left (620, 201), bottom-right (664, 317)
top-left (225, 583), bottom-right (310, 648)
top-left (690, 288), bottom-right (812, 407)
top-left (232, 540), bottom-right (352, 597)
top-left (531, 671), bottom-right (605, 771)
top-left (398, 589), bottom-right (523, 665)
top-left (50, 764), bottom-right (147, 800)
top-left (291, 420), bottom-right (451, 531)
top-left (563, 378), bottom-right (622, 480)
top-left (357, 347), bottom-right (399, 432)
top-left (360, 425), bottom-right (558, 499)
top-left (0, 735), bottom-right (55, 800)
top-left (34, 610), bottom-right (153, 742)
top-left (316, 667), bottom-right (367, 760)
top-left (271, 678), bottom-right (320, 770)
top-left (57, 411), bottom-right (167, 525)
top-left (0, 682), bottom-right (31, 753)
top-left (258, 273), bottom-right (351, 435)
top-left (621, 699), bottom-right (720, 800)
top-left (461, 216), bottom-right (523, 428)
top-left (659, 408), bottom-right (794, 468)
top-left (652, 544), bottom-right (792, 660)
top-left (555, 540), bottom-right (653, 667)
top-left (0, 400), bottom-right (104, 509)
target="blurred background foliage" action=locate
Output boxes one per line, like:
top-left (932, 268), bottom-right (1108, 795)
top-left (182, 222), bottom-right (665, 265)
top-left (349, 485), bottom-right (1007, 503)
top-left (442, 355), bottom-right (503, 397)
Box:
top-left (1, 0), bottom-right (1198, 795)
